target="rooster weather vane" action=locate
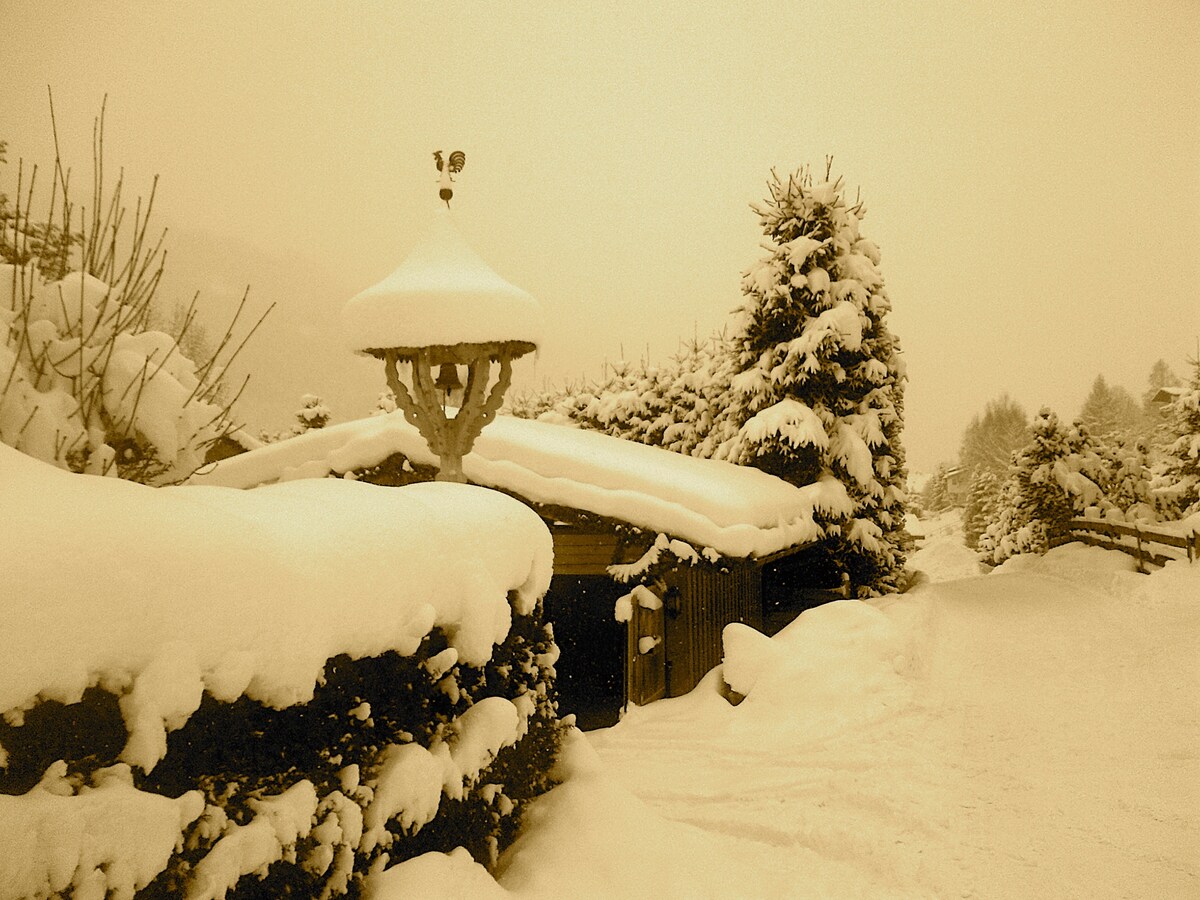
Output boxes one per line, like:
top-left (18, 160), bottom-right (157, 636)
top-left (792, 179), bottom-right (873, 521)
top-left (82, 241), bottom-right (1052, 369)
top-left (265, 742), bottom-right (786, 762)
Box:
top-left (434, 150), bottom-right (466, 207)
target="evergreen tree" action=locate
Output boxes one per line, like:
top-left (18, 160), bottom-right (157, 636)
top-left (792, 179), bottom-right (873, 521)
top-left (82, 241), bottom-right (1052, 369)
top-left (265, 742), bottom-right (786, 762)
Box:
top-left (1106, 439), bottom-right (1171, 523)
top-left (512, 333), bottom-right (740, 458)
top-left (980, 409), bottom-right (1114, 564)
top-left (920, 463), bottom-right (953, 514)
top-left (574, 358), bottom-right (671, 445)
top-left (511, 165), bottom-right (908, 595)
top-left (719, 165), bottom-right (907, 595)
top-left (294, 393), bottom-right (331, 433)
top-left (0, 138), bottom-right (80, 281)
top-left (962, 468), bottom-right (1001, 550)
top-left (1078, 374), bottom-right (1142, 447)
top-left (1156, 357), bottom-right (1200, 515)
top-left (660, 334), bottom-right (740, 457)
top-left (959, 395), bottom-right (1029, 479)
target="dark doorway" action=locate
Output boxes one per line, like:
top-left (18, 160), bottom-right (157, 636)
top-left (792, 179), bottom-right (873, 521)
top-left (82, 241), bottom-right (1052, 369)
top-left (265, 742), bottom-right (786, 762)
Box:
top-left (762, 546), bottom-right (845, 636)
top-left (542, 576), bottom-right (626, 730)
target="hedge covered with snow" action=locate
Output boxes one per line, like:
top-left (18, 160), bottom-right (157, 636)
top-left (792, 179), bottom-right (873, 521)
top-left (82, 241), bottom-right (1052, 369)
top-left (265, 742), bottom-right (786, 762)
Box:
top-left (0, 444), bottom-right (564, 897)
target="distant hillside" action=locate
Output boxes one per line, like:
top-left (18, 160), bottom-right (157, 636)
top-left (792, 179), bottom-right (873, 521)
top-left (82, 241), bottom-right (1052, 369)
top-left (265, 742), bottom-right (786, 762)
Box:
top-left (154, 226), bottom-right (382, 436)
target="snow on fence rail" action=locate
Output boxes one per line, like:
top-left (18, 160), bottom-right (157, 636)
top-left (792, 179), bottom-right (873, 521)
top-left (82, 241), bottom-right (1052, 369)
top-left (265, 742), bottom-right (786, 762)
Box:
top-left (1064, 518), bottom-right (1200, 573)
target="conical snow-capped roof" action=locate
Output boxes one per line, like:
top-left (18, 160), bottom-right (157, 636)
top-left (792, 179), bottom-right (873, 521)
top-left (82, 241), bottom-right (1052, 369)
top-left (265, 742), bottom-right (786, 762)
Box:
top-left (342, 204), bottom-right (541, 356)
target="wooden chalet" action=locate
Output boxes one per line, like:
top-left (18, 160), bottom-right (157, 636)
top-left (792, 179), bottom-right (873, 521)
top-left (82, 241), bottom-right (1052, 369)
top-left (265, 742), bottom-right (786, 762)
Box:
top-left (545, 520), bottom-right (790, 728)
top-left (190, 411), bottom-right (843, 729)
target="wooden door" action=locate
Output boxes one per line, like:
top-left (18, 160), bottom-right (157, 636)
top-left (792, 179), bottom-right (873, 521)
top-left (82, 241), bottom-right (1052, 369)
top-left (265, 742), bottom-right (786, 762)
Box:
top-left (626, 586), bottom-right (667, 707)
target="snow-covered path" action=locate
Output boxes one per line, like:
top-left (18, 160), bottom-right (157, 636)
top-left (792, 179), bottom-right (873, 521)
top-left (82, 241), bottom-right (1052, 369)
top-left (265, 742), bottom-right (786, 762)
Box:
top-left (914, 568), bottom-right (1198, 898)
top-left (496, 543), bottom-right (1200, 899)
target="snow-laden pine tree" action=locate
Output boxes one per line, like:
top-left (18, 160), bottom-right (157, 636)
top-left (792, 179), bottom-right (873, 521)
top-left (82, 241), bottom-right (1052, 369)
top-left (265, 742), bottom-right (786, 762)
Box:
top-left (512, 333), bottom-right (740, 458)
top-left (1156, 357), bottom-right (1200, 515)
top-left (666, 333), bottom-right (741, 458)
top-left (1105, 439), bottom-right (1171, 522)
top-left (510, 166), bottom-right (907, 594)
top-left (980, 409), bottom-right (1114, 564)
top-left (567, 359), bottom-right (670, 445)
top-left (717, 166), bottom-right (907, 595)
top-left (293, 393), bottom-right (331, 432)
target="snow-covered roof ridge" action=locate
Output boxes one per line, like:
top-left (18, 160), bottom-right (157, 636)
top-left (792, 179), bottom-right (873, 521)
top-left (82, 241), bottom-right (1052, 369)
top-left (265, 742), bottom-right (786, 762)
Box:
top-left (342, 204), bottom-right (542, 355)
top-left (190, 411), bottom-right (852, 559)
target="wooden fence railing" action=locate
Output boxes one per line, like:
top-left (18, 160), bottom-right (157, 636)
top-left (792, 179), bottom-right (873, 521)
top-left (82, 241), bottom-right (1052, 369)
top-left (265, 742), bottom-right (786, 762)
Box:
top-left (1063, 518), bottom-right (1200, 573)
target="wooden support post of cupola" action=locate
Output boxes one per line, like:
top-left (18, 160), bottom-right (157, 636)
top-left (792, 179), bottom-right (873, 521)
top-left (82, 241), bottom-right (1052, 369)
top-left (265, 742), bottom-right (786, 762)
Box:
top-left (380, 341), bottom-right (525, 483)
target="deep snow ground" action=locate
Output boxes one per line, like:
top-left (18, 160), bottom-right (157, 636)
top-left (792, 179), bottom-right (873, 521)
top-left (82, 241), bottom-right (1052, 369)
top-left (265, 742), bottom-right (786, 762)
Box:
top-left (906, 508), bottom-right (985, 582)
top-left (484, 528), bottom-right (1200, 899)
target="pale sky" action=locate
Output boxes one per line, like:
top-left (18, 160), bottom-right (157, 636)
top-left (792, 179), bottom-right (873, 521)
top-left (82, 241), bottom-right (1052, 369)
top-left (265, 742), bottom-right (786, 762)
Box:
top-left (2, 1), bottom-right (1197, 472)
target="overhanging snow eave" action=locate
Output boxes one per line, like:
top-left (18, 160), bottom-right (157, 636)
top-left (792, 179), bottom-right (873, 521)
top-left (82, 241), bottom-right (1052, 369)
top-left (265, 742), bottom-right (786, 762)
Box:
top-left (751, 539), bottom-right (820, 568)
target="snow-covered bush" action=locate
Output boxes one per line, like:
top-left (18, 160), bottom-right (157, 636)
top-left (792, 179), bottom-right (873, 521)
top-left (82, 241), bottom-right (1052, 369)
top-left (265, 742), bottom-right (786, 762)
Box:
top-left (1, 264), bottom-right (232, 482)
top-left (0, 444), bottom-right (564, 896)
top-left (1, 109), bottom-right (260, 483)
top-left (373, 388), bottom-right (398, 416)
top-left (0, 141), bottom-right (76, 280)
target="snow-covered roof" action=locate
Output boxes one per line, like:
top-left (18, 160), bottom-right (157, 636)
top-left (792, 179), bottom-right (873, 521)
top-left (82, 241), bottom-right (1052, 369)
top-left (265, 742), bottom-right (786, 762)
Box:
top-left (190, 412), bottom-right (853, 559)
top-left (1151, 386), bottom-right (1184, 404)
top-left (342, 204), bottom-right (542, 355)
top-left (1, 442), bottom-right (553, 771)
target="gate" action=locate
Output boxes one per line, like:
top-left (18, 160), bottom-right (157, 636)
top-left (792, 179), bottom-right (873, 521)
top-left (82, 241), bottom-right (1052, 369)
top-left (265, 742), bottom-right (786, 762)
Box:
top-left (625, 586), bottom-right (667, 707)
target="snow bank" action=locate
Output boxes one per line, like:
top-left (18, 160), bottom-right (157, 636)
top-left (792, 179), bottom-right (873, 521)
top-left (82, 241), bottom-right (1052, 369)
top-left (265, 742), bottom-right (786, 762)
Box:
top-left (992, 541), bottom-right (1139, 579)
top-left (493, 547), bottom-right (1199, 899)
top-left (490, 728), bottom-right (805, 899)
top-left (723, 600), bottom-right (914, 739)
top-left (365, 847), bottom-right (507, 900)
top-left (190, 410), bottom-right (851, 559)
top-left (720, 622), bottom-right (781, 696)
top-left (1, 441), bottom-right (553, 771)
top-left (909, 537), bottom-right (982, 581)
